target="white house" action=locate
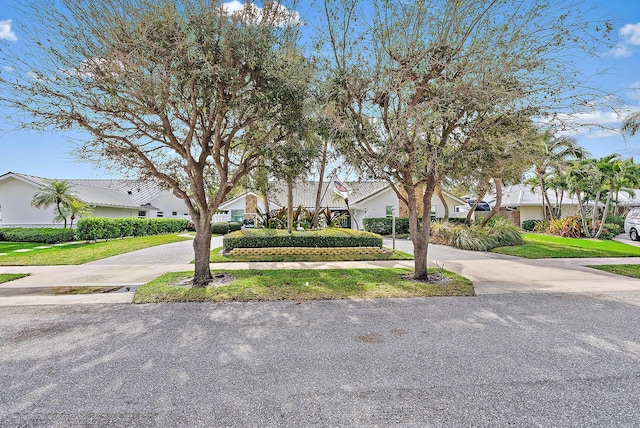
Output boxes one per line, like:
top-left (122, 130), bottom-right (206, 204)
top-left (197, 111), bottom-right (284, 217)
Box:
top-left (486, 184), bottom-right (583, 226)
top-left (218, 181), bottom-right (469, 230)
top-left (0, 172), bottom-right (191, 227)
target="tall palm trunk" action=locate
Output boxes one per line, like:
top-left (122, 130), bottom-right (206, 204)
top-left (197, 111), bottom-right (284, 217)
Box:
top-left (312, 138), bottom-right (329, 229)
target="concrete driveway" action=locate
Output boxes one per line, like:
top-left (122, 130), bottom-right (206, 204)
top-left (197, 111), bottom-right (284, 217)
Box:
top-left (1, 295), bottom-right (639, 426)
top-left (3, 235), bottom-right (640, 305)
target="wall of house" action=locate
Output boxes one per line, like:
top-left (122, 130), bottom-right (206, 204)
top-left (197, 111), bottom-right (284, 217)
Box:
top-left (90, 206), bottom-right (140, 219)
top-left (360, 188), bottom-right (399, 219)
top-left (148, 192), bottom-right (191, 219)
top-left (519, 206), bottom-right (544, 224)
top-left (0, 178), bottom-right (56, 226)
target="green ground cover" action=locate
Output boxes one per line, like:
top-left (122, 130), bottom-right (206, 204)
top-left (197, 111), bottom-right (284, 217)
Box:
top-left (492, 233), bottom-right (640, 258)
top-left (207, 246), bottom-right (414, 263)
top-left (0, 273), bottom-right (30, 284)
top-left (590, 264), bottom-right (640, 278)
top-left (0, 234), bottom-right (191, 266)
top-left (134, 268), bottom-right (474, 303)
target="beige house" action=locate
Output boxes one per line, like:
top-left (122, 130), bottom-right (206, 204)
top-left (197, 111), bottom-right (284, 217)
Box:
top-left (0, 172), bottom-right (191, 227)
top-left (487, 184), bottom-right (583, 226)
top-left (218, 181), bottom-right (468, 230)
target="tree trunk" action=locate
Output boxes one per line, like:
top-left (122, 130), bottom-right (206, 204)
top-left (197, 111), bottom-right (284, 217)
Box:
top-left (466, 178), bottom-right (489, 225)
top-left (435, 183), bottom-right (448, 221)
top-left (56, 201), bottom-right (67, 228)
top-left (192, 214), bottom-right (213, 287)
top-left (594, 188), bottom-right (613, 239)
top-left (479, 178), bottom-right (502, 227)
top-left (406, 183), bottom-right (428, 278)
top-left (312, 138), bottom-right (328, 229)
top-left (287, 178), bottom-right (294, 232)
top-left (575, 184), bottom-right (591, 238)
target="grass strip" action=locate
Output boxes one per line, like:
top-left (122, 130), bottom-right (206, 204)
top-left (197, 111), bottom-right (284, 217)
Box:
top-left (134, 268), bottom-right (474, 303)
top-left (0, 234), bottom-right (191, 266)
top-left (0, 273), bottom-right (30, 284)
top-left (206, 246), bottom-right (414, 263)
top-left (589, 264), bottom-right (640, 278)
top-left (492, 233), bottom-right (640, 258)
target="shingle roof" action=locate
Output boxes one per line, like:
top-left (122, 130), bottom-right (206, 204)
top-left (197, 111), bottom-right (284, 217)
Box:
top-left (1, 172), bottom-right (164, 210)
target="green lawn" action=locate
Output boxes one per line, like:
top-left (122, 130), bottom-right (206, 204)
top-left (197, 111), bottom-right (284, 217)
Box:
top-left (134, 268), bottom-right (474, 303)
top-left (207, 246), bottom-right (414, 263)
top-left (590, 264), bottom-right (640, 278)
top-left (492, 233), bottom-right (640, 258)
top-left (0, 234), bottom-right (191, 266)
top-left (0, 273), bottom-right (30, 284)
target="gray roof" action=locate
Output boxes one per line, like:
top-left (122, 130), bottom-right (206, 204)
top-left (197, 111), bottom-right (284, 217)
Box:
top-left (488, 184), bottom-right (580, 208)
top-left (268, 181), bottom-right (389, 209)
top-left (1, 172), bottom-right (165, 210)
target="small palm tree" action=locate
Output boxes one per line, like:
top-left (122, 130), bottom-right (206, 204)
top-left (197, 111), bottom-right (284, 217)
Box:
top-left (31, 180), bottom-right (78, 228)
top-left (66, 199), bottom-right (92, 228)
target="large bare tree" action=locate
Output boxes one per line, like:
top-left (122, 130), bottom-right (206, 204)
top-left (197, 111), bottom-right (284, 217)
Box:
top-left (0, 0), bottom-right (310, 285)
top-left (320, 0), bottom-right (611, 278)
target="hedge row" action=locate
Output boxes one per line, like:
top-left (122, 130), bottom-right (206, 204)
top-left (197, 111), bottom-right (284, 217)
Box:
top-left (223, 228), bottom-right (383, 252)
top-left (363, 217), bottom-right (411, 235)
top-left (0, 228), bottom-right (77, 244)
top-left (76, 217), bottom-right (189, 240)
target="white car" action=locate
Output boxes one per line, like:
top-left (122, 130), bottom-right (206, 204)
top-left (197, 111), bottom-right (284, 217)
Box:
top-left (624, 208), bottom-right (640, 241)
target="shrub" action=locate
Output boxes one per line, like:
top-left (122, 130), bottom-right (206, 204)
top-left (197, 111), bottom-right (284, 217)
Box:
top-left (363, 218), bottom-right (391, 235)
top-left (211, 222), bottom-right (242, 235)
top-left (599, 223), bottom-right (623, 240)
top-left (363, 217), bottom-right (411, 235)
top-left (430, 217), bottom-right (523, 251)
top-left (521, 219), bottom-right (541, 231)
top-left (0, 227), bottom-right (76, 243)
top-left (548, 215), bottom-right (582, 238)
top-left (223, 228), bottom-right (382, 252)
top-left (76, 218), bottom-right (188, 240)
top-left (605, 215), bottom-right (625, 228)
top-left (487, 216), bottom-right (525, 247)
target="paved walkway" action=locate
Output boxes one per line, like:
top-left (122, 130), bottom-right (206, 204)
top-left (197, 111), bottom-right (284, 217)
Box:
top-left (2, 235), bottom-right (640, 305)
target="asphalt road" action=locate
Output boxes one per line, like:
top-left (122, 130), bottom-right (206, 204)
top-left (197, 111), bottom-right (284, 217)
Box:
top-left (2, 294), bottom-right (639, 427)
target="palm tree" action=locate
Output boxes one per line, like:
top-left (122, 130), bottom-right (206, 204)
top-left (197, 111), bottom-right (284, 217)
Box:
top-left (31, 180), bottom-right (77, 228)
top-left (66, 199), bottom-right (93, 228)
top-left (533, 131), bottom-right (589, 221)
top-left (622, 112), bottom-right (640, 136)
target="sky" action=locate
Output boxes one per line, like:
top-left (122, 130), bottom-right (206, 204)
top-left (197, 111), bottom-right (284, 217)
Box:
top-left (1, 0), bottom-right (640, 179)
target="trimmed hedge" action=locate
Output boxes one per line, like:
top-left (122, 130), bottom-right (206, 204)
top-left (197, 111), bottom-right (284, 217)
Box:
top-left (0, 227), bottom-right (76, 244)
top-left (223, 228), bottom-right (383, 252)
top-left (76, 217), bottom-right (189, 240)
top-left (212, 222), bottom-right (242, 235)
top-left (363, 217), bottom-right (411, 235)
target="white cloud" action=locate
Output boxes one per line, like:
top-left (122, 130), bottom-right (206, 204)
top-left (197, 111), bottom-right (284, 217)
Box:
top-left (3, 65), bottom-right (14, 72)
top-left (0, 19), bottom-right (18, 41)
top-left (222, 1), bottom-right (299, 27)
top-left (620, 22), bottom-right (640, 45)
top-left (611, 22), bottom-right (640, 57)
top-left (547, 104), bottom-right (640, 139)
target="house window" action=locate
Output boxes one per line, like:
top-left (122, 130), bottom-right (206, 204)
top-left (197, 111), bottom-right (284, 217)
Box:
top-left (172, 211), bottom-right (177, 216)
top-left (157, 212), bottom-right (164, 218)
top-left (231, 209), bottom-right (244, 223)
top-left (386, 205), bottom-right (393, 217)
top-left (138, 210), bottom-right (146, 217)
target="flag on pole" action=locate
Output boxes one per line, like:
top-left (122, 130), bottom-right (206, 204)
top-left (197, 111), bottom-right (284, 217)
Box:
top-left (330, 177), bottom-right (351, 200)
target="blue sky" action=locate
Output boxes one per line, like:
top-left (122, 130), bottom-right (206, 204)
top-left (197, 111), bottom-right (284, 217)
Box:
top-left (1, 0), bottom-right (640, 179)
